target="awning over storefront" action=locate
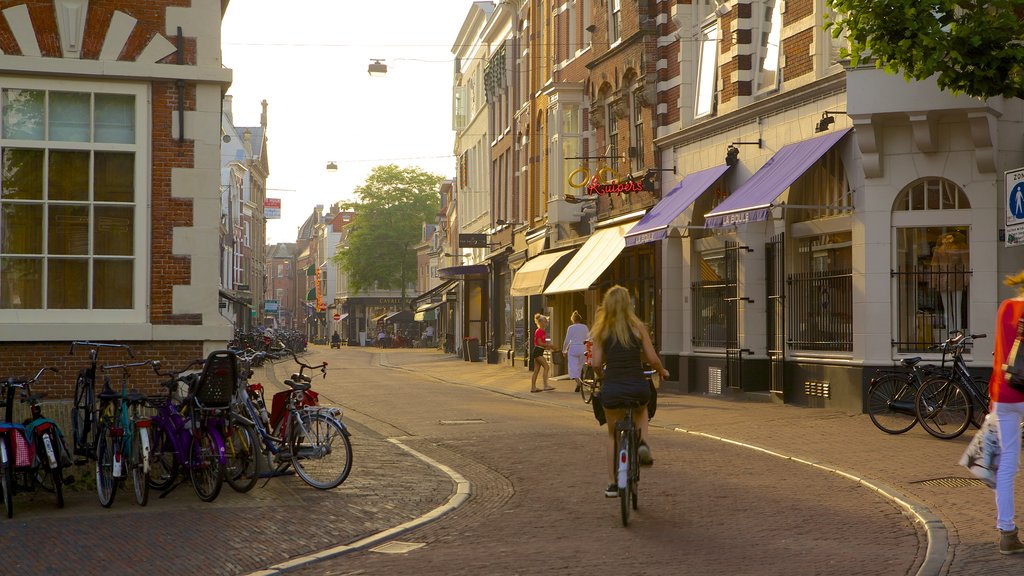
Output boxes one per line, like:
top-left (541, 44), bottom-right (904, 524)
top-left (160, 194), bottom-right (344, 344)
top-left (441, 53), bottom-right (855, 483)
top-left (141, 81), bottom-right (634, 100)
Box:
top-left (544, 222), bottom-right (634, 295)
top-left (704, 128), bottom-right (852, 228)
top-left (510, 249), bottom-right (576, 296)
top-left (624, 164), bottom-right (731, 246)
top-left (438, 264), bottom-right (488, 280)
top-left (384, 309), bottom-right (414, 323)
top-left (411, 280), bottom-right (457, 307)
top-left (414, 301), bottom-right (443, 322)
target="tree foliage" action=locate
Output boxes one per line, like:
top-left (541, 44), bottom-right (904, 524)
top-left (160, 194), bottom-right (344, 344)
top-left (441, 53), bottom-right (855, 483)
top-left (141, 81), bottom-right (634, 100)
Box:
top-left (826, 0), bottom-right (1024, 99)
top-left (334, 164), bottom-right (443, 296)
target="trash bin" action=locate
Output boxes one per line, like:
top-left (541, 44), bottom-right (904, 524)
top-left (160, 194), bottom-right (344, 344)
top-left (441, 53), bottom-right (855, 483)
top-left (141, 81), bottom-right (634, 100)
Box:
top-left (464, 337), bottom-right (481, 362)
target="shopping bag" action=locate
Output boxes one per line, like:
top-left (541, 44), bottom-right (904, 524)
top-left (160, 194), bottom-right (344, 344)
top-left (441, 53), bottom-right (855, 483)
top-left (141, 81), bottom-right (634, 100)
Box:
top-left (959, 413), bottom-right (1000, 489)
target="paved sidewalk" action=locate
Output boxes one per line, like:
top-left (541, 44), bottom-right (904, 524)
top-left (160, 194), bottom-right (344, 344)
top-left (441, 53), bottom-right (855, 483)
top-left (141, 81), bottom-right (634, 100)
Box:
top-left (380, 348), bottom-right (1024, 576)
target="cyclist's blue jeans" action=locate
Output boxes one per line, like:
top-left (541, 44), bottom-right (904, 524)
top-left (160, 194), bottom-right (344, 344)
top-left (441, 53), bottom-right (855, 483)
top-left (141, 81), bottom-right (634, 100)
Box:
top-left (994, 402), bottom-right (1024, 531)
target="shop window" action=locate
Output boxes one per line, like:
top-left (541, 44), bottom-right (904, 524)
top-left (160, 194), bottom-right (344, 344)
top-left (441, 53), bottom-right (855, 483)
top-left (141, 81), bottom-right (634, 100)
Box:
top-left (788, 233), bottom-right (852, 352)
top-left (692, 244), bottom-right (738, 348)
top-left (0, 81), bottom-right (145, 320)
top-left (892, 178), bottom-right (971, 353)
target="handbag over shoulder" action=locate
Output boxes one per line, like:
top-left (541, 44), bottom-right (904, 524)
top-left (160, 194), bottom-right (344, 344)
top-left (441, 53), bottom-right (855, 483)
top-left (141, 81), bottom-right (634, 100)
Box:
top-left (1003, 315), bottom-right (1024, 392)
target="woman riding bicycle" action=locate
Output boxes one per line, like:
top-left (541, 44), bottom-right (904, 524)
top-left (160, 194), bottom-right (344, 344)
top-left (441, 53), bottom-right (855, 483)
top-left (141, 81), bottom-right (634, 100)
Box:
top-left (590, 285), bottom-right (669, 497)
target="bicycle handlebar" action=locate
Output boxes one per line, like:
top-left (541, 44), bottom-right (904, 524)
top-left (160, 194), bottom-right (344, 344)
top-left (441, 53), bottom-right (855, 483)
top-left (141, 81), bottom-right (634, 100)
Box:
top-left (274, 348), bottom-right (328, 380)
top-left (101, 359), bottom-right (159, 373)
top-left (3, 366), bottom-right (59, 388)
top-left (69, 341), bottom-right (134, 358)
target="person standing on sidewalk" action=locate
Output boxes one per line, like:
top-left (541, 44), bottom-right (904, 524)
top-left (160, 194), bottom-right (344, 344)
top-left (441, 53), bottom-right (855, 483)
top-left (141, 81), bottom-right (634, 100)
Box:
top-left (589, 285), bottom-right (669, 497)
top-left (563, 311), bottom-right (589, 393)
top-left (990, 272), bottom-right (1024, 555)
top-left (531, 313), bottom-right (557, 393)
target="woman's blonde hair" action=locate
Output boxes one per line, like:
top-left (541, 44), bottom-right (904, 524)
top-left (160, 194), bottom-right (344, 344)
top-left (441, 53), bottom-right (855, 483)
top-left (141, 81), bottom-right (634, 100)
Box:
top-left (590, 285), bottom-right (640, 348)
top-left (533, 312), bottom-right (548, 327)
top-left (1006, 271), bottom-right (1024, 293)
top-left (571, 310), bottom-right (583, 324)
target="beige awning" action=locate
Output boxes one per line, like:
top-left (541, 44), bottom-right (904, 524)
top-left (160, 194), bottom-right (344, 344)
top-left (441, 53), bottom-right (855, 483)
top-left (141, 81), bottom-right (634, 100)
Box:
top-left (543, 223), bottom-right (633, 295)
top-left (510, 249), bottom-right (576, 296)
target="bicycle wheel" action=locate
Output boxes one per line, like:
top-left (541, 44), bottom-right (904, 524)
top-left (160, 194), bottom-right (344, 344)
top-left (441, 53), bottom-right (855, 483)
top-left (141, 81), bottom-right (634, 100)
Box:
top-left (188, 428), bottom-right (223, 502)
top-left (224, 422), bottom-right (259, 493)
top-left (130, 425), bottom-right (149, 506)
top-left (95, 427), bottom-right (117, 507)
top-left (146, 426), bottom-right (178, 491)
top-left (289, 412), bottom-right (352, 490)
top-left (866, 374), bottom-right (920, 434)
top-left (915, 376), bottom-right (971, 439)
top-left (36, 430), bottom-right (64, 508)
top-left (580, 365), bottom-right (596, 404)
top-left (71, 371), bottom-right (94, 458)
top-left (1, 438), bottom-right (13, 518)
top-left (618, 427), bottom-right (631, 527)
top-left (969, 376), bottom-right (990, 429)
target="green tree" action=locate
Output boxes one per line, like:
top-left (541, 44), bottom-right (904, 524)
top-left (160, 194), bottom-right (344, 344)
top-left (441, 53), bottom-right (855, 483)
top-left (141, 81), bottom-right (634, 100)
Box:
top-left (334, 164), bottom-right (443, 301)
top-left (826, 0), bottom-right (1024, 99)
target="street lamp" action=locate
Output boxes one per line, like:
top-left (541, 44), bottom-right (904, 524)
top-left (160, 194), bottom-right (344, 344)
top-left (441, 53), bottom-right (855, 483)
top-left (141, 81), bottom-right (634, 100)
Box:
top-left (326, 161), bottom-right (338, 172)
top-left (368, 59), bottom-right (387, 77)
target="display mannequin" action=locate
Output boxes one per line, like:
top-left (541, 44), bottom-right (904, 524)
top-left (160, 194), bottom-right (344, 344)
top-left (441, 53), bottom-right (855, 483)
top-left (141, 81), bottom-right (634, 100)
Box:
top-left (931, 232), bottom-right (969, 332)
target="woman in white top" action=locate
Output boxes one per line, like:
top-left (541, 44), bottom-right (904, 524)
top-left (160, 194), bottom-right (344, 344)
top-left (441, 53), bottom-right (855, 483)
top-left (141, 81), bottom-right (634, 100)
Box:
top-left (563, 310), bottom-right (590, 393)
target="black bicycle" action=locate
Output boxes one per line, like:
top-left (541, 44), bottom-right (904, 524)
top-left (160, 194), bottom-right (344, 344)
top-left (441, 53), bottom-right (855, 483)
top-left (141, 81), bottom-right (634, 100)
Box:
top-left (914, 332), bottom-right (988, 439)
top-left (866, 356), bottom-right (946, 434)
top-left (69, 341), bottom-right (134, 462)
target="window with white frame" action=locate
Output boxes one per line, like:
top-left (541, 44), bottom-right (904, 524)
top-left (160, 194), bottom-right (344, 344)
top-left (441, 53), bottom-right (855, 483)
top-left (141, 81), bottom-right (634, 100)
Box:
top-left (695, 22), bottom-right (719, 118)
top-left (631, 90), bottom-right (644, 168)
top-left (557, 103), bottom-right (580, 201)
top-left (606, 102), bottom-right (619, 171)
top-left (755, 0), bottom-right (782, 93)
top-left (610, 0), bottom-right (621, 43)
top-left (0, 80), bottom-right (146, 319)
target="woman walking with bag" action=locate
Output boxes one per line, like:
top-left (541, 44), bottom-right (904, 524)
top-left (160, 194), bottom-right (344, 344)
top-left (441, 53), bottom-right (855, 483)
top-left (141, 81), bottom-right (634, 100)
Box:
top-left (590, 286), bottom-right (669, 497)
top-left (989, 271), bottom-right (1024, 554)
top-left (563, 311), bottom-right (589, 393)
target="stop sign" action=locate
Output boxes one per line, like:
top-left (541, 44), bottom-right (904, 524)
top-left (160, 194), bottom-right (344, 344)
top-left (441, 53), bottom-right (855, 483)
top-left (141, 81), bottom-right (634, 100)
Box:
top-left (332, 312), bottom-right (341, 321)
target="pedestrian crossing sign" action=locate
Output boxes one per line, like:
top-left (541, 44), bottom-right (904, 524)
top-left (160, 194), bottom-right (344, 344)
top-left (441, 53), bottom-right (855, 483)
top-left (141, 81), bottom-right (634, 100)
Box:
top-left (1006, 167), bottom-right (1024, 247)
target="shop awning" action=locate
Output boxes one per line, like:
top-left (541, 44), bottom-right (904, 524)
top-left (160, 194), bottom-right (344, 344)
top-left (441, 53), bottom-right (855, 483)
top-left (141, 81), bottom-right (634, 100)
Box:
top-left (411, 280), bottom-right (457, 307)
top-left (384, 309), bottom-right (414, 323)
top-left (704, 128), bottom-right (852, 228)
top-left (414, 302), bottom-right (443, 322)
top-left (624, 164), bottom-right (731, 246)
top-left (438, 264), bottom-right (488, 280)
top-left (544, 222), bottom-right (634, 295)
top-left (510, 249), bottom-right (576, 296)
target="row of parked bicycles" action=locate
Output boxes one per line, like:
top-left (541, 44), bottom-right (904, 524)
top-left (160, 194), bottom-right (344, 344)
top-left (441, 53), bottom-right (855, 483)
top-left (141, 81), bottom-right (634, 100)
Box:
top-left (0, 341), bottom-right (351, 518)
top-left (867, 330), bottom-right (991, 439)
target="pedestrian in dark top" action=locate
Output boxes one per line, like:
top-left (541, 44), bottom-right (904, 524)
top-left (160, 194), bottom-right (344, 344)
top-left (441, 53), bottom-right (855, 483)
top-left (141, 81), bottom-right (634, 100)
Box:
top-left (590, 285), bottom-right (669, 497)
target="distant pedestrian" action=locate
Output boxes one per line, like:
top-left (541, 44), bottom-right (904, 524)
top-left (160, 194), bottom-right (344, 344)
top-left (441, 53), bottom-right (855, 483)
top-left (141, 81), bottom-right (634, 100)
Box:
top-left (530, 313), bottom-right (556, 393)
top-left (590, 286), bottom-right (669, 497)
top-left (563, 310), bottom-right (590, 393)
top-left (989, 271), bottom-right (1024, 555)
top-left (378, 328), bottom-right (386, 348)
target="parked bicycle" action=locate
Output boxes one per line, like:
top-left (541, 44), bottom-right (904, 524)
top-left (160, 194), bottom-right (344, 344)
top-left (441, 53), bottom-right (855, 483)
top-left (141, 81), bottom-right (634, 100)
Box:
top-left (69, 341), bottom-right (134, 463)
top-left (235, 348), bottom-right (352, 490)
top-left (866, 356), bottom-right (946, 434)
top-left (95, 360), bottom-right (156, 507)
top-left (579, 339), bottom-right (600, 404)
top-left (0, 366), bottom-right (71, 518)
top-left (914, 331), bottom-right (989, 439)
top-left (147, 352), bottom-right (234, 502)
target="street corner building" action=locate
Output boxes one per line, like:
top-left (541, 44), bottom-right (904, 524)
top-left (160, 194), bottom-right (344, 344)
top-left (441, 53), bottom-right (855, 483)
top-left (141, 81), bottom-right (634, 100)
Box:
top-left (0, 0), bottom-right (234, 396)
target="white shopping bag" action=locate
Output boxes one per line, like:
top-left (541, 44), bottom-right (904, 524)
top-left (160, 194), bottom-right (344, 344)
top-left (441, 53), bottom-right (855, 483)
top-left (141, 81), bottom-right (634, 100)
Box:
top-left (959, 413), bottom-right (1001, 489)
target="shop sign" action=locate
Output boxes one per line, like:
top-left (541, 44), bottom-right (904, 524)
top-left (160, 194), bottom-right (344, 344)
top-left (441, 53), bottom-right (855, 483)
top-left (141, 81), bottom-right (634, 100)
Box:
top-left (459, 233), bottom-right (488, 248)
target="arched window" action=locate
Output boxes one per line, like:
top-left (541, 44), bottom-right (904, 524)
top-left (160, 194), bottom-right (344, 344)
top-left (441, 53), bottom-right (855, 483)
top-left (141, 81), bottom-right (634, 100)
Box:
top-left (892, 178), bottom-right (971, 352)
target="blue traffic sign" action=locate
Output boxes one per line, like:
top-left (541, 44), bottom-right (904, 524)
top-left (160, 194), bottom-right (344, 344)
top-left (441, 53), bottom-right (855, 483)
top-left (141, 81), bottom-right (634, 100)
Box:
top-left (1011, 182), bottom-right (1024, 221)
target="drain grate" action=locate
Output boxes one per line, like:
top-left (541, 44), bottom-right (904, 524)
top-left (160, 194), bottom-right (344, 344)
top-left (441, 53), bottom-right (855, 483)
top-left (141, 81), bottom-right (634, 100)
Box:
top-left (371, 541), bottom-right (426, 554)
top-left (913, 476), bottom-right (989, 488)
top-left (438, 418), bottom-right (486, 425)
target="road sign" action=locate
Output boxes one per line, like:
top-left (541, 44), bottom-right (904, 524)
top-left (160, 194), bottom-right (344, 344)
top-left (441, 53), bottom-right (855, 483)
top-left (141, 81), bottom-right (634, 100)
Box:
top-left (1006, 167), bottom-right (1024, 246)
top-left (333, 312), bottom-right (341, 321)
top-left (319, 303), bottom-right (327, 312)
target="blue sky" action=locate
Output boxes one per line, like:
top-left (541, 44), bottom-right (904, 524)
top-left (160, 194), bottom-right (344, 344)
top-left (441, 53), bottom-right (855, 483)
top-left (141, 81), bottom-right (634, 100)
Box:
top-left (221, 1), bottom-right (468, 243)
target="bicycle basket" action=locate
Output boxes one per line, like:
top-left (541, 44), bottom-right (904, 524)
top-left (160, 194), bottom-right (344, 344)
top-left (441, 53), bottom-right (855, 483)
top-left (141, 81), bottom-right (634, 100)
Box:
top-left (192, 350), bottom-right (238, 409)
top-left (0, 424), bottom-right (34, 468)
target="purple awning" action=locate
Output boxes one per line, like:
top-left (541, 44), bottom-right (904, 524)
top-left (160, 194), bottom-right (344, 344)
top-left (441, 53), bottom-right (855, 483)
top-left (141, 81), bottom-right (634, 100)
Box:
top-left (624, 164), bottom-right (731, 246)
top-left (704, 129), bottom-right (852, 228)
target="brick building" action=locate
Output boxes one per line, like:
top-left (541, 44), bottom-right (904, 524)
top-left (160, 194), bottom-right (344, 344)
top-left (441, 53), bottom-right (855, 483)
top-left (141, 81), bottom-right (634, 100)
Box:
top-left (0, 1), bottom-right (232, 395)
